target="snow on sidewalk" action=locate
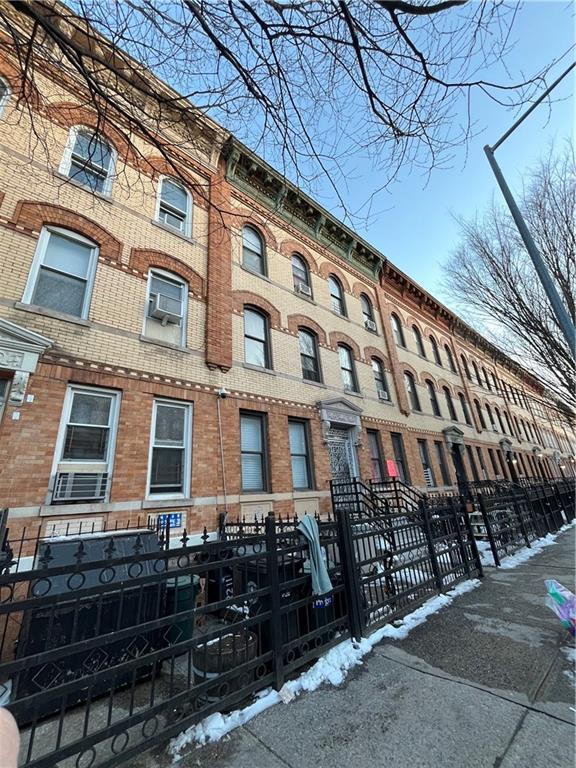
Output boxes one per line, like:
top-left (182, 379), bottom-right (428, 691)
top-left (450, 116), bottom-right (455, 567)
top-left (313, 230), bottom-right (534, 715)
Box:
top-left (169, 579), bottom-right (480, 760)
top-left (476, 520), bottom-right (575, 569)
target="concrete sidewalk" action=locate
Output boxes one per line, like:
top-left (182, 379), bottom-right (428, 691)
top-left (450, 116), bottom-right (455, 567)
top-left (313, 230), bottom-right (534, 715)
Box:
top-left (156, 528), bottom-right (576, 768)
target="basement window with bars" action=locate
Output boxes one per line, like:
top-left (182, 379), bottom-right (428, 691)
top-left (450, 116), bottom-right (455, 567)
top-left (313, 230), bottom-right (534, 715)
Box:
top-left (51, 386), bottom-right (120, 504)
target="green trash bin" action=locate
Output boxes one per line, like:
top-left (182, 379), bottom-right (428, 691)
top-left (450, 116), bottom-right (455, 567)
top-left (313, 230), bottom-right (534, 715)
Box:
top-left (165, 574), bottom-right (201, 644)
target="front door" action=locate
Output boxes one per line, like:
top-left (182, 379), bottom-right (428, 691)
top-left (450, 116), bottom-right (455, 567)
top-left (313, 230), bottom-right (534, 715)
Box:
top-left (326, 427), bottom-right (357, 481)
top-left (450, 445), bottom-right (468, 489)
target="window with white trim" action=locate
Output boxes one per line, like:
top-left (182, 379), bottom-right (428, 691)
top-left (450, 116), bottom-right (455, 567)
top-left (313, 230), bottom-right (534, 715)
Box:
top-left (23, 227), bottom-right (98, 319)
top-left (144, 269), bottom-right (188, 347)
top-left (289, 419), bottom-right (313, 490)
top-left (156, 177), bottom-right (192, 236)
top-left (241, 412), bottom-right (268, 492)
top-left (148, 399), bottom-right (192, 497)
top-left (244, 307), bottom-right (271, 368)
top-left (0, 78), bottom-right (10, 117)
top-left (51, 386), bottom-right (120, 503)
top-left (59, 127), bottom-right (116, 195)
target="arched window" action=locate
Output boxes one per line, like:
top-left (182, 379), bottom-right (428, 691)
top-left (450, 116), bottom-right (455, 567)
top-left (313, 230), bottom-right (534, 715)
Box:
top-left (361, 294), bottom-right (377, 332)
top-left (503, 410), bottom-right (513, 434)
top-left (329, 275), bottom-right (346, 316)
top-left (244, 306), bottom-right (271, 368)
top-left (459, 393), bottom-right (472, 426)
top-left (156, 177), bottom-right (192, 236)
top-left (426, 380), bottom-right (441, 416)
top-left (412, 325), bottom-right (426, 357)
top-left (391, 313), bottom-right (406, 347)
top-left (444, 344), bottom-right (457, 372)
top-left (443, 386), bottom-right (457, 420)
top-left (474, 399), bottom-right (487, 429)
top-left (404, 372), bottom-right (421, 412)
top-left (22, 226), bottom-right (99, 319)
top-left (145, 268), bottom-right (188, 346)
top-left (292, 254), bottom-right (311, 296)
top-left (338, 345), bottom-right (358, 392)
top-left (494, 407), bottom-right (505, 434)
top-left (430, 336), bottom-right (442, 366)
top-left (372, 358), bottom-right (389, 400)
top-left (59, 126), bottom-right (116, 195)
top-left (492, 372), bottom-right (499, 392)
top-left (460, 354), bottom-right (472, 380)
top-left (0, 77), bottom-right (10, 117)
top-left (485, 403), bottom-right (496, 431)
top-left (472, 361), bottom-right (482, 386)
top-left (482, 367), bottom-right (491, 391)
top-left (298, 328), bottom-right (321, 383)
top-left (242, 226), bottom-right (266, 275)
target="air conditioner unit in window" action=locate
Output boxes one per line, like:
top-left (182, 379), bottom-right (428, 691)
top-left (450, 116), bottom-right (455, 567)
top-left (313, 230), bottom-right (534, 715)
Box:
top-left (297, 282), bottom-right (312, 297)
top-left (52, 472), bottom-right (109, 503)
top-left (364, 319), bottom-right (377, 332)
top-left (377, 389), bottom-right (389, 401)
top-left (150, 293), bottom-right (182, 325)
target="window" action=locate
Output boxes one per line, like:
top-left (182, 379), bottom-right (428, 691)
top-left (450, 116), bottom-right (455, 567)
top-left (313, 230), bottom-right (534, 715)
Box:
top-left (391, 432), bottom-right (410, 484)
top-left (148, 400), bottom-right (192, 496)
top-left (504, 411), bottom-right (513, 434)
top-left (0, 78), bottom-right (9, 116)
top-left (476, 447), bottom-right (488, 480)
top-left (483, 368), bottom-right (491, 391)
top-left (241, 412), bottom-right (268, 491)
top-left (492, 373), bottom-right (499, 392)
top-left (372, 358), bottom-right (389, 400)
top-left (244, 307), bottom-right (271, 368)
top-left (485, 404), bottom-right (496, 431)
top-left (461, 355), bottom-right (472, 380)
top-left (430, 336), bottom-right (442, 366)
top-left (405, 372), bottom-right (421, 411)
top-left (52, 386), bottom-right (120, 503)
top-left (242, 226), bottom-right (266, 275)
top-left (156, 177), bottom-right (191, 236)
top-left (459, 393), bottom-right (472, 425)
top-left (495, 407), bottom-right (505, 434)
top-left (367, 430), bottom-right (385, 482)
top-left (472, 361), bottom-right (482, 386)
top-left (289, 419), bottom-right (313, 490)
top-left (466, 446), bottom-right (480, 482)
top-left (497, 450), bottom-right (509, 479)
top-left (299, 328), bottom-right (321, 383)
top-left (292, 254), bottom-right (311, 295)
top-left (361, 294), bottom-right (376, 331)
top-left (426, 380), bottom-right (441, 417)
top-left (412, 326), bottom-right (426, 357)
top-left (445, 345), bottom-right (457, 372)
top-left (391, 313), bottom-right (406, 347)
top-left (328, 275), bottom-right (346, 316)
top-left (487, 448), bottom-right (499, 477)
top-left (144, 269), bottom-right (187, 346)
top-left (23, 227), bottom-right (98, 318)
top-left (339, 345), bottom-right (358, 392)
top-left (417, 440), bottom-right (436, 488)
top-left (434, 441), bottom-right (451, 486)
top-left (443, 387), bottom-right (457, 420)
top-left (60, 127), bottom-right (115, 195)
top-left (0, 378), bottom-right (8, 420)
top-left (474, 399), bottom-right (487, 429)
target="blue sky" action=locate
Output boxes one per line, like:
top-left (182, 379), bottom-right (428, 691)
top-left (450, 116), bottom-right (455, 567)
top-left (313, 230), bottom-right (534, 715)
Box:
top-left (315, 1), bottom-right (574, 309)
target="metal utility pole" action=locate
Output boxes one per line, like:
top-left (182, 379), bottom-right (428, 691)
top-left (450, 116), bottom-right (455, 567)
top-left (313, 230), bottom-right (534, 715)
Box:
top-left (484, 62), bottom-right (576, 356)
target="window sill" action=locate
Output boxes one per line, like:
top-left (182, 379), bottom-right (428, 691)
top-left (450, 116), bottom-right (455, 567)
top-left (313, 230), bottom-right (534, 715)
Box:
top-left (143, 497), bottom-right (194, 508)
top-left (14, 302), bottom-right (92, 327)
top-left (150, 219), bottom-right (195, 243)
top-left (243, 363), bottom-right (276, 376)
top-left (53, 171), bottom-right (113, 203)
top-left (344, 389), bottom-right (363, 398)
top-left (331, 311), bottom-right (350, 322)
top-left (293, 290), bottom-right (316, 304)
top-left (240, 264), bottom-right (271, 282)
top-left (303, 379), bottom-right (327, 389)
top-left (139, 334), bottom-right (190, 353)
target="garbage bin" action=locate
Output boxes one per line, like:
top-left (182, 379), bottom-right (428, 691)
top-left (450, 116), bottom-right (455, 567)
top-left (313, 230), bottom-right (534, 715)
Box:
top-left (165, 574), bottom-right (201, 644)
top-left (193, 623), bottom-right (258, 701)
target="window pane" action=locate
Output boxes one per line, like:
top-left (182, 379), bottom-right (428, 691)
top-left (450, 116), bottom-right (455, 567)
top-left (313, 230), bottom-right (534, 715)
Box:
top-left (155, 404), bottom-right (185, 445)
top-left (150, 275), bottom-right (183, 301)
top-left (63, 425), bottom-right (108, 460)
top-left (159, 209), bottom-right (185, 230)
top-left (161, 179), bottom-right (188, 212)
top-left (33, 269), bottom-right (85, 316)
top-left (243, 250), bottom-right (262, 273)
top-left (70, 393), bottom-right (111, 426)
top-left (43, 232), bottom-right (92, 279)
top-left (299, 331), bottom-right (315, 357)
top-left (243, 227), bottom-right (262, 253)
top-left (289, 421), bottom-right (306, 454)
top-left (241, 454), bottom-right (263, 490)
top-left (69, 161), bottom-right (106, 193)
top-left (292, 256), bottom-right (308, 285)
top-left (342, 369), bottom-right (355, 391)
top-left (245, 310), bottom-right (266, 340)
top-left (73, 132), bottom-right (111, 171)
top-left (241, 416), bottom-right (262, 451)
top-left (338, 346), bottom-right (351, 369)
top-left (245, 337), bottom-right (266, 367)
top-left (291, 455), bottom-right (309, 489)
top-left (150, 447), bottom-right (183, 493)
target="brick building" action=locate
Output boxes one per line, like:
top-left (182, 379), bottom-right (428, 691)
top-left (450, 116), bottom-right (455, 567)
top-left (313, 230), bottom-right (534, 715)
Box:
top-left (0, 22), bottom-right (574, 540)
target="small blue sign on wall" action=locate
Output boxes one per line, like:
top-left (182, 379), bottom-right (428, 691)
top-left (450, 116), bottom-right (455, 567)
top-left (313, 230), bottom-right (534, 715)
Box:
top-left (156, 512), bottom-right (183, 529)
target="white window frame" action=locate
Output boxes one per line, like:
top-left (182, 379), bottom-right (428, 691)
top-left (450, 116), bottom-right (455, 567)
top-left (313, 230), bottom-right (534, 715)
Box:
top-left (49, 385), bottom-right (121, 503)
top-left (0, 77), bottom-right (10, 117)
top-left (58, 125), bottom-right (117, 197)
top-left (147, 398), bottom-right (193, 500)
top-left (143, 268), bottom-right (188, 346)
top-left (22, 226), bottom-right (99, 320)
top-left (155, 176), bottom-right (192, 238)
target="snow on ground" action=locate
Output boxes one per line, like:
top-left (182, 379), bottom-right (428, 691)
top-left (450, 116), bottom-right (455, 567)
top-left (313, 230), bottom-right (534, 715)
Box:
top-left (562, 646), bottom-right (576, 687)
top-left (498, 521), bottom-right (576, 570)
top-left (168, 579), bottom-right (480, 761)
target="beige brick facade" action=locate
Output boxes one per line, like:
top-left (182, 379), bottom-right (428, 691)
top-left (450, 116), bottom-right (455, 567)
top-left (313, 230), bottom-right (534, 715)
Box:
top-left (0, 43), bottom-right (574, 539)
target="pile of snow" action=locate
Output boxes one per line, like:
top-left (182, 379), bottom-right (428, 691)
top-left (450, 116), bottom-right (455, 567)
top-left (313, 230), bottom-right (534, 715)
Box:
top-left (561, 646), bottom-right (576, 687)
top-left (169, 578), bottom-right (480, 761)
top-left (498, 521), bottom-right (575, 570)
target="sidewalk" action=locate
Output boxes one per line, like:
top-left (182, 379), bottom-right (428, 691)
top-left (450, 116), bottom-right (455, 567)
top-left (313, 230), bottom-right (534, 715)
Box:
top-left (153, 527), bottom-right (576, 768)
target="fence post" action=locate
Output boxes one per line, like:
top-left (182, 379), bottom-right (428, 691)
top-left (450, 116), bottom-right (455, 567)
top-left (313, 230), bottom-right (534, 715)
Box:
top-left (477, 494), bottom-right (500, 567)
top-left (460, 497), bottom-right (484, 579)
top-left (334, 487), bottom-right (365, 641)
top-left (420, 499), bottom-right (444, 593)
top-left (265, 513), bottom-right (285, 691)
top-left (511, 491), bottom-right (531, 548)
